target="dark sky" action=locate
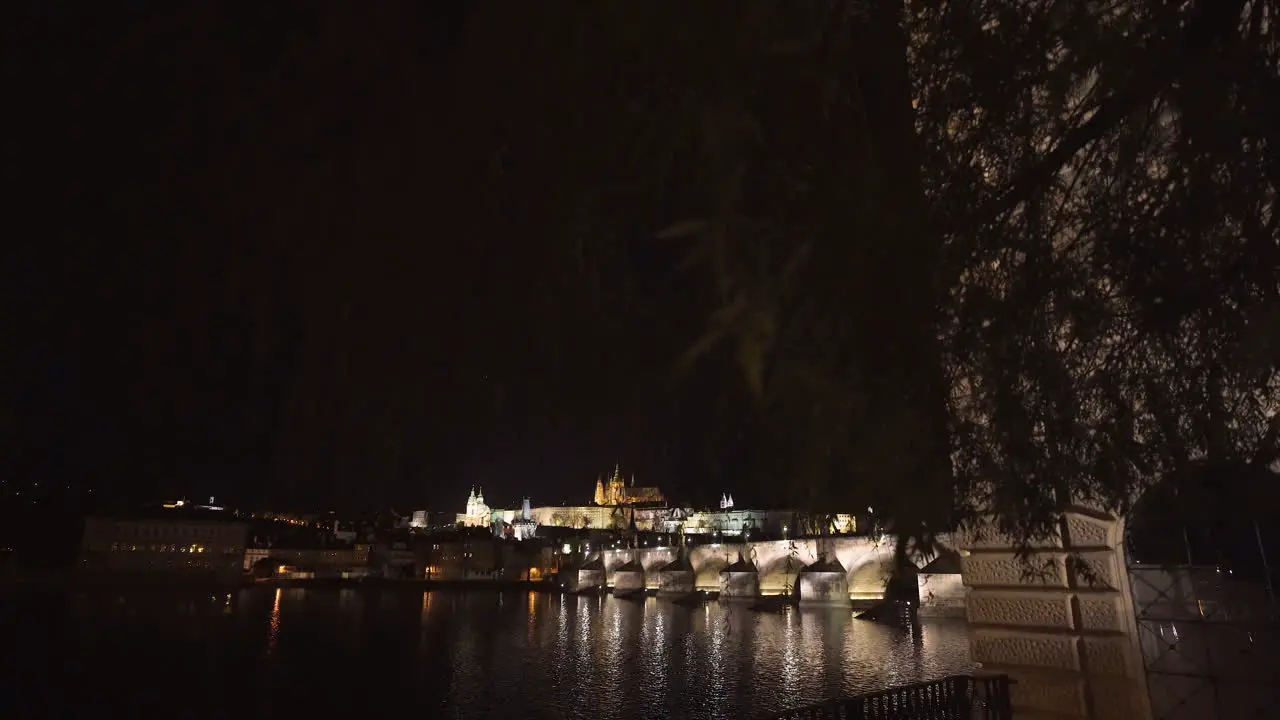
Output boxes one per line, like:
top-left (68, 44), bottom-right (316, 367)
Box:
top-left (6, 4), bottom-right (750, 514)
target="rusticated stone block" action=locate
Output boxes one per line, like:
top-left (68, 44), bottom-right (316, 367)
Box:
top-left (1077, 594), bottom-right (1126, 632)
top-left (966, 589), bottom-right (1076, 630)
top-left (1068, 551), bottom-right (1121, 591)
top-left (1005, 668), bottom-right (1088, 717)
top-left (956, 520), bottom-right (1062, 551)
top-left (962, 552), bottom-right (1068, 589)
top-left (1081, 635), bottom-right (1141, 677)
top-left (971, 628), bottom-right (1081, 671)
top-left (1063, 512), bottom-right (1121, 550)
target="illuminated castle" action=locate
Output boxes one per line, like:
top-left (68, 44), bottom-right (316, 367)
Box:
top-left (593, 464), bottom-right (664, 506)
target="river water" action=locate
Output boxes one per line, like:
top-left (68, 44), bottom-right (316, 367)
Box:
top-left (4, 586), bottom-right (973, 719)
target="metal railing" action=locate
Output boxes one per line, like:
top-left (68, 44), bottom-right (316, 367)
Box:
top-left (766, 675), bottom-right (1012, 720)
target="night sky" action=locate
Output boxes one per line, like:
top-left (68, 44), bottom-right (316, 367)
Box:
top-left (6, 4), bottom-right (750, 514)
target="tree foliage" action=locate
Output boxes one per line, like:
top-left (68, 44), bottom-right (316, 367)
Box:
top-left (460, 0), bottom-right (1280, 549)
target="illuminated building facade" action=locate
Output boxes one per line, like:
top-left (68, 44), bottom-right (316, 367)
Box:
top-left (455, 474), bottom-right (854, 538)
top-left (593, 465), bottom-right (664, 506)
top-left (79, 514), bottom-right (248, 580)
top-left (424, 535), bottom-right (498, 579)
top-left (658, 509), bottom-right (855, 537)
top-left (242, 545), bottom-right (371, 576)
top-left (462, 468), bottom-right (667, 534)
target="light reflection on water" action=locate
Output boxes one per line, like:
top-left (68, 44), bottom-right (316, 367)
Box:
top-left (11, 588), bottom-right (973, 719)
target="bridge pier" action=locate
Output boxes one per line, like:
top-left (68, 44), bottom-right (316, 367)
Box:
top-left (959, 509), bottom-right (1152, 720)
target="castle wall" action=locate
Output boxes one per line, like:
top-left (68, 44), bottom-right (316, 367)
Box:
top-left (530, 505), bottom-right (622, 530)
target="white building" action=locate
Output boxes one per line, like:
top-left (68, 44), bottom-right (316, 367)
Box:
top-left (457, 487), bottom-right (490, 528)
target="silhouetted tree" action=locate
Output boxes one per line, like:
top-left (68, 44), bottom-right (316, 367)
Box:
top-left (458, 0), bottom-right (1280, 561)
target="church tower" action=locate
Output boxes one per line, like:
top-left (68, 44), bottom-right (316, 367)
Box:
top-left (608, 464), bottom-right (625, 505)
top-left (594, 475), bottom-right (607, 506)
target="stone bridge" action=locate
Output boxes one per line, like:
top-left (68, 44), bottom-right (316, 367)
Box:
top-left (588, 535), bottom-right (947, 602)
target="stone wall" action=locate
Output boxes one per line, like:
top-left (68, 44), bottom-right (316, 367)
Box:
top-left (719, 571), bottom-right (760, 599)
top-left (657, 569), bottom-right (695, 595)
top-left (798, 571), bottom-right (850, 606)
top-left (599, 548), bottom-right (676, 588)
top-left (917, 573), bottom-right (966, 617)
top-left (613, 569), bottom-right (646, 592)
top-left (567, 568), bottom-right (603, 592)
top-left (959, 511), bottom-right (1151, 720)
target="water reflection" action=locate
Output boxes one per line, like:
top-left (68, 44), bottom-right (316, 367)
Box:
top-left (781, 607), bottom-right (799, 695)
top-left (527, 591), bottom-right (537, 644)
top-left (266, 587), bottom-right (282, 658)
top-left (22, 588), bottom-right (973, 719)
